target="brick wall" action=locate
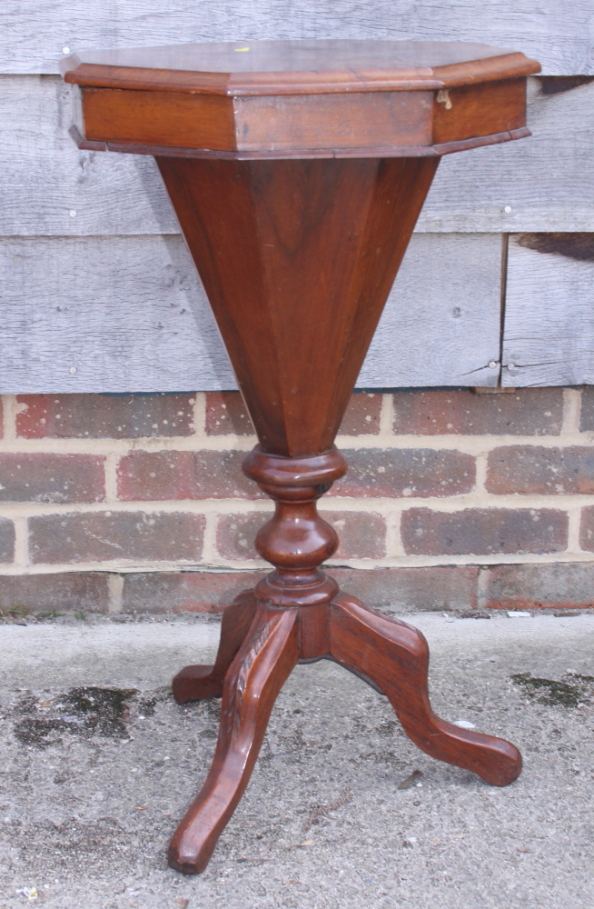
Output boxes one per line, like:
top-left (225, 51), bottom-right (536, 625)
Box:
top-left (2, 387), bottom-right (594, 616)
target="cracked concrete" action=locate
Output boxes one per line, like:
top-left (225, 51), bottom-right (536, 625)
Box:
top-left (0, 611), bottom-right (593, 908)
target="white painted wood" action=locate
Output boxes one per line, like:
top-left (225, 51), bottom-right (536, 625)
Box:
top-left (0, 234), bottom-right (501, 393)
top-left (502, 236), bottom-right (594, 387)
top-left (3, 76), bottom-right (594, 237)
top-left (2, 0), bottom-right (591, 75)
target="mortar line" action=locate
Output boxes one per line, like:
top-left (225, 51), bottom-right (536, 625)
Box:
top-left (201, 511), bottom-right (219, 563)
top-left (2, 395), bottom-right (17, 441)
top-left (0, 431), bottom-right (593, 455)
top-left (474, 453), bottom-right (488, 493)
top-left (107, 572), bottom-right (124, 613)
top-left (3, 550), bottom-right (594, 576)
top-left (476, 566), bottom-right (490, 609)
top-left (562, 388), bottom-right (582, 434)
top-left (192, 392), bottom-right (206, 438)
top-left (566, 505), bottom-right (583, 553)
top-left (11, 516), bottom-right (29, 570)
top-left (384, 509), bottom-right (404, 557)
top-left (0, 499), bottom-right (275, 518)
top-left (104, 452), bottom-right (119, 503)
top-left (0, 491), bottom-right (593, 519)
top-left (325, 493), bottom-right (594, 512)
top-left (379, 393), bottom-right (394, 435)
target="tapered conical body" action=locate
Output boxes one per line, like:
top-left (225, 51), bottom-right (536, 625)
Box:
top-left (158, 156), bottom-right (438, 456)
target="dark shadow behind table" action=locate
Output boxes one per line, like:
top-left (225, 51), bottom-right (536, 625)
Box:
top-left (61, 39), bottom-right (540, 873)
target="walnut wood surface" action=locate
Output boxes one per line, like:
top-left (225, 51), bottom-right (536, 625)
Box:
top-left (160, 147), bottom-right (524, 869)
top-left (243, 446), bottom-right (347, 608)
top-left (168, 599), bottom-right (300, 874)
top-left (73, 80), bottom-right (529, 156)
top-left (62, 39), bottom-right (539, 95)
top-left (71, 123), bottom-right (533, 161)
top-left (171, 591), bottom-right (257, 702)
top-left (60, 38), bottom-right (532, 876)
top-left (330, 594), bottom-right (522, 786)
top-left (63, 40), bottom-right (539, 158)
top-left (157, 156), bottom-right (439, 455)
top-left (172, 592), bottom-right (521, 872)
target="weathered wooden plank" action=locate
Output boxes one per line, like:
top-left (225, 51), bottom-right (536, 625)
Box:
top-left (2, 1), bottom-right (591, 76)
top-left (421, 78), bottom-right (594, 233)
top-left (0, 234), bottom-right (501, 393)
top-left (502, 234), bottom-right (594, 387)
top-left (0, 77), bottom-right (171, 238)
top-left (0, 236), bottom-right (234, 393)
top-left (3, 76), bottom-right (594, 237)
top-left (363, 233), bottom-right (502, 388)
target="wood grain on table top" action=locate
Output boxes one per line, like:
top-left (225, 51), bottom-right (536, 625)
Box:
top-left (62, 39), bottom-right (540, 95)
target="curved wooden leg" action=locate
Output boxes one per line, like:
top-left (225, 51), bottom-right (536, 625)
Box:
top-left (168, 602), bottom-right (299, 874)
top-left (330, 593), bottom-right (522, 787)
top-left (172, 591), bottom-right (257, 703)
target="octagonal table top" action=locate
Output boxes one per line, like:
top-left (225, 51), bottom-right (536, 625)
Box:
top-left (61, 39), bottom-right (541, 158)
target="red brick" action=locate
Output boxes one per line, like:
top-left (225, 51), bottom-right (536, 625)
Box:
top-left (16, 393), bottom-right (195, 439)
top-left (205, 391), bottom-right (382, 436)
top-left (393, 388), bottom-right (563, 435)
top-left (334, 449), bottom-right (475, 498)
top-left (0, 573), bottom-right (109, 616)
top-left (120, 566), bottom-right (477, 614)
top-left (29, 511), bottom-right (205, 564)
top-left (401, 508), bottom-right (568, 555)
top-left (579, 507), bottom-right (594, 552)
top-left (215, 512), bottom-right (267, 561)
top-left (0, 454), bottom-right (105, 503)
top-left (0, 518), bottom-right (15, 563)
top-left (121, 570), bottom-right (266, 614)
top-left (216, 510), bottom-right (386, 561)
top-left (205, 392), bottom-right (255, 436)
top-left (485, 563), bottom-right (594, 611)
top-left (332, 565), bottom-right (478, 612)
top-left (487, 446), bottom-right (594, 495)
top-left (323, 510), bottom-right (386, 558)
top-left (337, 394), bottom-right (382, 435)
top-left (117, 450), bottom-right (263, 501)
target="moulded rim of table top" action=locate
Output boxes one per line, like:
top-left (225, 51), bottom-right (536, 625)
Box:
top-left (62, 38), bottom-right (541, 96)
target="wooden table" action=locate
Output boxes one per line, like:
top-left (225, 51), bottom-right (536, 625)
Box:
top-left (62, 39), bottom-right (540, 874)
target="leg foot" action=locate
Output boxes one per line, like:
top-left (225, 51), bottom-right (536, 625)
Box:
top-left (330, 594), bottom-right (522, 787)
top-left (168, 602), bottom-right (299, 873)
top-left (172, 591), bottom-right (257, 703)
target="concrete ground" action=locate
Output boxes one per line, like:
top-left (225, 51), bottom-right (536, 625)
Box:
top-left (0, 609), bottom-right (593, 909)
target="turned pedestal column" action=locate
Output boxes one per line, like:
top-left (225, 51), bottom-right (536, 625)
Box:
top-left (62, 39), bottom-right (541, 874)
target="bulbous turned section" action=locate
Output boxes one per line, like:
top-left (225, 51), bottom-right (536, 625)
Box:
top-left (242, 446), bottom-right (347, 608)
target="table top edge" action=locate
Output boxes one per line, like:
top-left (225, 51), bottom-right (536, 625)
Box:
top-left (61, 41), bottom-right (541, 95)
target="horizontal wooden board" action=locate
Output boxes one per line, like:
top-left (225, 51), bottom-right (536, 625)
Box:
top-left (363, 233), bottom-right (502, 388)
top-left (3, 1), bottom-right (591, 76)
top-left (0, 77), bottom-right (171, 238)
top-left (421, 78), bottom-right (594, 233)
top-left (502, 235), bottom-right (594, 386)
top-left (2, 76), bottom-right (593, 237)
top-left (0, 235), bottom-right (233, 393)
top-left (0, 233), bottom-right (501, 393)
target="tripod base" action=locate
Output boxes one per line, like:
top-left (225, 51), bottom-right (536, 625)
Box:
top-left (168, 592), bottom-right (522, 874)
